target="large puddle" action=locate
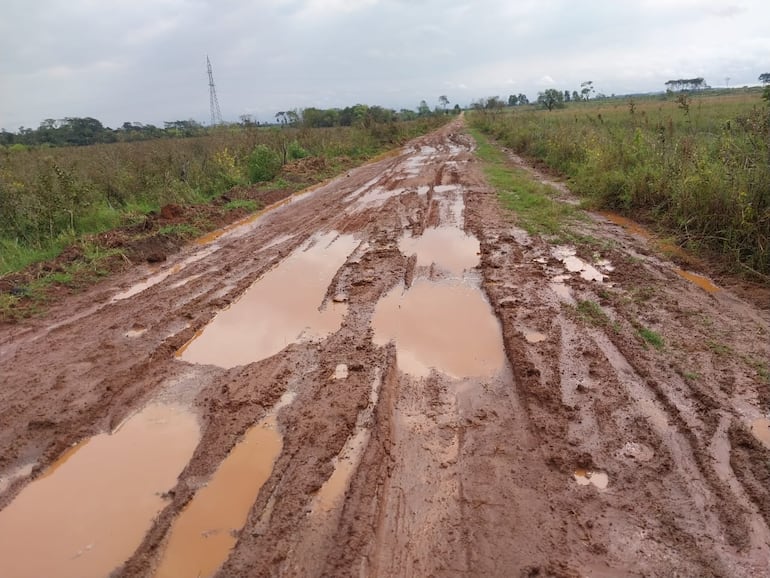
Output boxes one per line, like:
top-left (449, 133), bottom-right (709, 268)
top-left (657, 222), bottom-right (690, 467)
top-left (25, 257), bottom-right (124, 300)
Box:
top-left (674, 268), bottom-right (720, 294)
top-left (372, 278), bottom-right (505, 378)
top-left (399, 227), bottom-right (479, 275)
top-left (154, 392), bottom-right (295, 578)
top-left (0, 405), bottom-right (200, 578)
top-left (179, 232), bottom-right (357, 368)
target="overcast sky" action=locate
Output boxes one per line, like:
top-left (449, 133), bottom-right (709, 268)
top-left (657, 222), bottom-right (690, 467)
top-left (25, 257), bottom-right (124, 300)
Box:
top-left (2, 0), bottom-right (768, 131)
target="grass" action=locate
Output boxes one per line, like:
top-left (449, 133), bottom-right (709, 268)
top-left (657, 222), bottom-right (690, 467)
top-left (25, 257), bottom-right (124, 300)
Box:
top-left (637, 326), bottom-right (665, 350)
top-left (469, 128), bottom-right (576, 237)
top-left (224, 199), bottom-right (260, 212)
top-left (157, 223), bottom-right (202, 238)
top-left (469, 89), bottom-right (770, 276)
top-left (575, 299), bottom-right (610, 327)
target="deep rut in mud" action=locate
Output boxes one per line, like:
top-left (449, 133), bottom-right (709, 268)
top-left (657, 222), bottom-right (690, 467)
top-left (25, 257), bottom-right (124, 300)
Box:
top-left (1, 119), bottom-right (770, 577)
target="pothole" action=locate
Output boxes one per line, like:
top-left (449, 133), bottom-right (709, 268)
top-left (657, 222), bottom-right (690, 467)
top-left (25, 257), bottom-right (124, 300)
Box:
top-left (0, 405), bottom-right (200, 578)
top-left (674, 269), bottom-right (720, 294)
top-left (523, 329), bottom-right (547, 343)
top-left (154, 392), bottom-right (295, 578)
top-left (552, 246), bottom-right (607, 283)
top-left (399, 227), bottom-right (480, 276)
top-left (574, 468), bottom-right (609, 490)
top-left (751, 418), bottom-right (770, 449)
top-left (372, 278), bottom-right (505, 379)
top-left (178, 231), bottom-right (358, 368)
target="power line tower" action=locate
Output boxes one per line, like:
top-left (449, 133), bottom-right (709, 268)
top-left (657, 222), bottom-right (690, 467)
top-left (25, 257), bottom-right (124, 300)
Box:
top-left (206, 55), bottom-right (223, 126)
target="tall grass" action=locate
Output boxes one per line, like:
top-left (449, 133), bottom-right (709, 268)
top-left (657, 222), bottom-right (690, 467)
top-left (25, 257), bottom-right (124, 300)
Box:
top-left (0, 118), bottom-right (444, 274)
top-left (470, 90), bottom-right (770, 275)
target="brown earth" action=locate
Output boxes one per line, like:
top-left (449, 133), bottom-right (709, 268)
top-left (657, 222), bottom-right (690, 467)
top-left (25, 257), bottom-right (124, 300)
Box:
top-left (1, 118), bottom-right (769, 577)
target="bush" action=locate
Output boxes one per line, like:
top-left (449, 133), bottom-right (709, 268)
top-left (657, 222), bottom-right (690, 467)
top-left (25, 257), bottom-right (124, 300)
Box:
top-left (247, 144), bottom-right (282, 183)
top-left (287, 141), bottom-right (309, 160)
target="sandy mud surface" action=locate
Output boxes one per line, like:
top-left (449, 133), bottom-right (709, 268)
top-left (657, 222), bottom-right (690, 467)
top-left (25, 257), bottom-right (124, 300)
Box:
top-left (1, 118), bottom-right (769, 577)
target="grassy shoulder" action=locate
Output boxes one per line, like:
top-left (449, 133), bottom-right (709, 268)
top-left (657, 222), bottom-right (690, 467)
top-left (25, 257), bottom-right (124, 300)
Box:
top-left (469, 127), bottom-right (577, 238)
top-left (468, 91), bottom-right (770, 278)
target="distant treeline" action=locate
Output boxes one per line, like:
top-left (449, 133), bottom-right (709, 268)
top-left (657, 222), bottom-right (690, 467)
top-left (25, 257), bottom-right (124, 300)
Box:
top-left (2, 102), bottom-right (457, 149)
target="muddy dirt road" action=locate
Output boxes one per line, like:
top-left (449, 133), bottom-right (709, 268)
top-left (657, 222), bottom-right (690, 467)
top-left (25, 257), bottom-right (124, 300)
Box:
top-left (1, 118), bottom-right (769, 578)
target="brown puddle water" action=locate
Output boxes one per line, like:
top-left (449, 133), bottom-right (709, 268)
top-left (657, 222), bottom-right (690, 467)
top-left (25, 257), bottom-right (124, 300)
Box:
top-left (372, 278), bottom-right (505, 378)
top-left (674, 268), bottom-right (720, 294)
top-left (0, 405), bottom-right (199, 578)
top-left (399, 227), bottom-right (479, 275)
top-left (751, 418), bottom-right (770, 450)
top-left (179, 232), bottom-right (358, 368)
top-left (154, 392), bottom-right (295, 578)
top-left (574, 469), bottom-right (609, 490)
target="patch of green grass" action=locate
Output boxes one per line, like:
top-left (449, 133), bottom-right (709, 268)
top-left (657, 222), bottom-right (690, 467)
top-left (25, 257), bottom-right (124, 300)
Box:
top-left (707, 340), bottom-right (733, 356)
top-left (575, 299), bottom-right (610, 327)
top-left (157, 223), bottom-right (202, 238)
top-left (223, 199), bottom-right (260, 212)
top-left (683, 371), bottom-right (701, 382)
top-left (637, 326), bottom-right (665, 350)
top-left (469, 128), bottom-right (576, 237)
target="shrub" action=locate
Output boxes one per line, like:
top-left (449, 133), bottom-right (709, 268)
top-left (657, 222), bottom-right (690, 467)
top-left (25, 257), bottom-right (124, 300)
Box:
top-left (247, 144), bottom-right (282, 183)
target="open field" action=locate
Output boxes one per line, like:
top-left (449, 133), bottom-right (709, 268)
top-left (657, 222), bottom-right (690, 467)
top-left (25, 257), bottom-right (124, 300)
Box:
top-left (1, 118), bottom-right (769, 577)
top-left (469, 90), bottom-right (770, 277)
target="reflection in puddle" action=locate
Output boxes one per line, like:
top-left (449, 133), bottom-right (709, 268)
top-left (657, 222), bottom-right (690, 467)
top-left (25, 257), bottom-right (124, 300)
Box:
top-left (399, 227), bottom-right (480, 275)
top-left (0, 405), bottom-right (200, 578)
top-left (155, 392), bottom-right (295, 578)
top-left (348, 186), bottom-right (405, 212)
top-left (372, 279), bottom-right (505, 378)
top-left (179, 232), bottom-right (357, 368)
top-left (674, 269), bottom-right (720, 294)
top-left (574, 469), bottom-right (609, 490)
top-left (333, 364), bottom-right (349, 380)
top-left (751, 418), bottom-right (770, 450)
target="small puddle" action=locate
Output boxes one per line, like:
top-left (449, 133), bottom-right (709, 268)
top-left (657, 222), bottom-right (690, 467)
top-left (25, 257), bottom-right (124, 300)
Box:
top-left (399, 227), bottom-right (479, 275)
top-left (0, 405), bottom-right (200, 578)
top-left (552, 246), bottom-right (606, 282)
top-left (179, 232), bottom-right (358, 368)
top-left (154, 392), bottom-right (295, 578)
top-left (348, 186), bottom-right (405, 212)
top-left (574, 468), bottom-right (609, 490)
top-left (372, 278), bottom-right (505, 378)
top-left (751, 418), bottom-right (770, 450)
top-left (524, 329), bottom-right (547, 343)
top-left (674, 269), bottom-right (720, 294)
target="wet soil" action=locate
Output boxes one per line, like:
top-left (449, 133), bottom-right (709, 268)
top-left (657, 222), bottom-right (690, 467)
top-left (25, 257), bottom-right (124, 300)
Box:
top-left (1, 118), bottom-right (769, 577)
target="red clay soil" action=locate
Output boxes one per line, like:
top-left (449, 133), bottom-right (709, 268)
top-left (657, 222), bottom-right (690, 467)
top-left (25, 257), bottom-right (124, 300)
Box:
top-left (1, 118), bottom-right (769, 577)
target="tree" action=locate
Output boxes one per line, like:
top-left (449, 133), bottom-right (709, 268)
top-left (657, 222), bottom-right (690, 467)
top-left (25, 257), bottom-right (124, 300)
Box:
top-left (572, 90), bottom-right (580, 102)
top-left (580, 80), bottom-right (595, 101)
top-left (438, 95), bottom-right (449, 111)
top-left (537, 89), bottom-right (564, 111)
top-left (418, 100), bottom-right (431, 116)
top-left (517, 93), bottom-right (529, 105)
top-left (759, 73), bottom-right (770, 85)
top-left (564, 90), bottom-right (571, 102)
top-left (508, 94), bottom-right (519, 106)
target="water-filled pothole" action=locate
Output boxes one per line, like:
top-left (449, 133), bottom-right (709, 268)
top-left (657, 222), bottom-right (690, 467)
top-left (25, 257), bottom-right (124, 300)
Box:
top-left (674, 269), bottom-right (720, 294)
top-left (751, 418), bottom-right (770, 450)
top-left (399, 227), bottom-right (480, 275)
top-left (178, 232), bottom-right (357, 368)
top-left (574, 468), bottom-right (609, 490)
top-left (0, 405), bottom-right (200, 578)
top-left (154, 392), bottom-right (295, 578)
top-left (552, 247), bottom-right (607, 282)
top-left (372, 278), bottom-right (505, 378)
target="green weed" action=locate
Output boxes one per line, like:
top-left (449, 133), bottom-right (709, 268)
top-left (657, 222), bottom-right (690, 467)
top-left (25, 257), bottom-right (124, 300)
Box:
top-left (637, 326), bottom-right (665, 350)
top-left (224, 199), bottom-right (260, 212)
top-left (157, 223), bottom-right (202, 238)
top-left (575, 299), bottom-right (609, 327)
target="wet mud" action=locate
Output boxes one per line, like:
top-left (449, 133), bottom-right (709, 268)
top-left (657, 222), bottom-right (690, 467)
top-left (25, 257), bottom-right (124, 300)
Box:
top-left (1, 118), bottom-right (769, 578)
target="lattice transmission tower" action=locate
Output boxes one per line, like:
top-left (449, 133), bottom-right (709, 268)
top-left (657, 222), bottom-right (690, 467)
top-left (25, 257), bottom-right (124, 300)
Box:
top-left (206, 55), bottom-right (223, 126)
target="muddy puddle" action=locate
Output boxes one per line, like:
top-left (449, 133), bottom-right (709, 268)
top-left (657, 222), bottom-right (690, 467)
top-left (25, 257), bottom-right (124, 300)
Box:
top-left (674, 268), bottom-right (720, 294)
top-left (399, 226), bottom-right (480, 275)
top-left (552, 246), bottom-right (608, 282)
top-left (523, 329), bottom-right (547, 343)
top-left (372, 278), bottom-right (504, 378)
top-left (751, 418), bottom-right (770, 449)
top-left (347, 186), bottom-right (405, 212)
top-left (0, 405), bottom-right (199, 578)
top-left (154, 392), bottom-right (295, 578)
top-left (574, 469), bottom-right (609, 490)
top-left (179, 232), bottom-right (358, 368)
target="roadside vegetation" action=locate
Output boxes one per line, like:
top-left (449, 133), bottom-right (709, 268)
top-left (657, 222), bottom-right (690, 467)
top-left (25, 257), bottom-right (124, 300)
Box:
top-left (0, 107), bottom-right (450, 320)
top-left (469, 88), bottom-right (770, 277)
